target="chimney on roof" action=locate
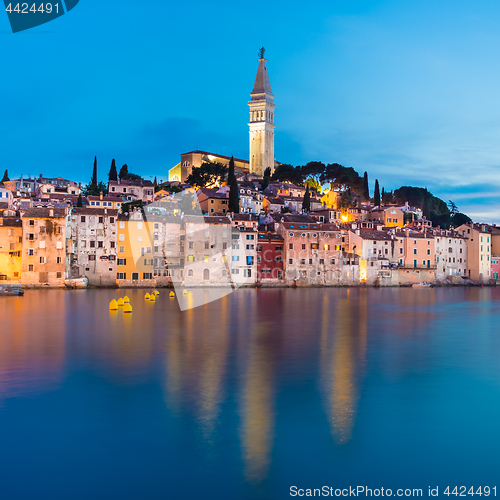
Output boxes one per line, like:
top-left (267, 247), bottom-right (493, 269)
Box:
top-left (100, 191), bottom-right (103, 201)
top-left (49, 206), bottom-right (54, 217)
top-left (78, 182), bottom-right (81, 189)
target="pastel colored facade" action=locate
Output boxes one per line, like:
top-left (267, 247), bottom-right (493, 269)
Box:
top-left (150, 215), bottom-right (184, 284)
top-left (249, 55), bottom-right (275, 177)
top-left (38, 183), bottom-right (80, 198)
top-left (68, 207), bottom-right (118, 286)
top-left (490, 256), bottom-right (500, 281)
top-left (108, 179), bottom-right (154, 204)
top-left (434, 230), bottom-right (468, 279)
top-left (239, 186), bottom-right (264, 214)
top-left (257, 232), bottom-right (284, 282)
top-left (230, 227), bottom-right (257, 285)
top-left (382, 207), bottom-right (404, 227)
top-left (264, 182), bottom-right (305, 198)
top-left (21, 207), bottom-right (66, 285)
top-left (456, 223), bottom-right (491, 283)
top-left (0, 188), bottom-right (14, 209)
top-left (87, 194), bottom-right (123, 210)
top-left (394, 230), bottom-right (435, 270)
top-left (184, 216), bottom-right (232, 286)
top-left (116, 210), bottom-right (155, 284)
top-left (0, 216), bottom-right (23, 282)
top-left (197, 188), bottom-right (230, 215)
top-left (320, 190), bottom-right (339, 209)
top-left (278, 222), bottom-right (360, 286)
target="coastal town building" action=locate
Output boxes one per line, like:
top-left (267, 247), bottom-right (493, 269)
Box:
top-left (183, 215), bottom-right (232, 286)
top-left (0, 215), bottom-right (23, 282)
top-left (116, 210), bottom-right (155, 285)
top-left (197, 188), bottom-right (230, 215)
top-left (20, 207), bottom-right (66, 285)
top-left (456, 223), bottom-right (491, 283)
top-left (0, 187), bottom-right (14, 209)
top-left (257, 232), bottom-right (284, 282)
top-left (434, 229), bottom-right (468, 280)
top-left (108, 179), bottom-right (154, 204)
top-left (68, 207), bottom-right (118, 286)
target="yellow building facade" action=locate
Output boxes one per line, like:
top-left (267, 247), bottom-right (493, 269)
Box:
top-left (0, 216), bottom-right (23, 282)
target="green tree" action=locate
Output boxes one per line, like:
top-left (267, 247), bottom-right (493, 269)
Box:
top-left (301, 161), bottom-right (325, 191)
top-left (262, 167), bottom-right (271, 190)
top-left (448, 200), bottom-right (458, 216)
top-left (91, 156), bottom-right (98, 189)
top-left (119, 164), bottom-right (128, 180)
top-left (302, 184), bottom-right (311, 212)
top-left (320, 163), bottom-right (363, 193)
top-left (108, 159), bottom-right (118, 181)
top-left (374, 179), bottom-right (381, 207)
top-left (363, 171), bottom-right (369, 200)
top-left (1, 169), bottom-right (9, 183)
top-left (228, 157), bottom-right (240, 213)
top-left (272, 163), bottom-right (303, 185)
top-left (76, 192), bottom-right (83, 207)
top-left (186, 162), bottom-right (226, 188)
top-left (338, 189), bottom-right (354, 210)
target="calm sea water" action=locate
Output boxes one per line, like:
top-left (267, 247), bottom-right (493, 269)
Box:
top-left (1, 287), bottom-right (500, 500)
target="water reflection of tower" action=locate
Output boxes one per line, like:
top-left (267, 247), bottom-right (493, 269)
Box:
top-left (320, 290), bottom-right (368, 444)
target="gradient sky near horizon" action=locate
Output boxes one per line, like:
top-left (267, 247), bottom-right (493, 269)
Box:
top-left (2, 0), bottom-right (500, 221)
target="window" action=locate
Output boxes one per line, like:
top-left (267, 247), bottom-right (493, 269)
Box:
top-left (29, 219), bottom-right (35, 226)
top-left (132, 273), bottom-right (139, 280)
top-left (119, 221), bottom-right (125, 228)
top-left (289, 259), bottom-right (293, 264)
top-left (205, 242), bottom-right (209, 249)
top-left (301, 244), bottom-right (306, 250)
top-left (244, 269), bottom-right (252, 278)
top-left (319, 258), bottom-right (325, 264)
top-left (311, 243), bottom-right (319, 249)
top-left (204, 256), bottom-right (209, 262)
top-left (90, 241), bottom-right (95, 248)
top-left (57, 272), bottom-right (62, 279)
top-left (143, 273), bottom-right (153, 279)
top-left (246, 234), bottom-right (254, 240)
top-left (324, 245), bottom-right (330, 250)
top-left (119, 234), bottom-right (125, 241)
top-left (413, 248), bottom-right (417, 254)
top-left (399, 248), bottom-right (403, 254)
top-left (28, 264), bottom-right (34, 272)
top-left (301, 259), bottom-right (306, 265)
top-left (309, 259), bottom-right (313, 264)
top-left (289, 243), bottom-right (293, 249)
top-left (89, 255), bottom-right (96, 261)
top-left (110, 242), bottom-right (115, 248)
top-left (137, 236), bottom-right (142, 242)
top-left (118, 258), bottom-right (126, 265)
top-left (98, 241), bottom-right (104, 248)
top-left (56, 257), bottom-right (62, 264)
top-left (247, 256), bottom-right (254, 265)
top-left (39, 241), bottom-right (46, 249)
top-left (39, 257), bottom-right (45, 264)
top-left (232, 256), bottom-right (239, 261)
top-left (58, 226), bottom-right (63, 234)
top-left (188, 255), bottom-right (194, 262)
top-left (188, 269), bottom-right (194, 277)
top-left (56, 241), bottom-right (63, 249)
top-left (246, 245), bottom-right (254, 250)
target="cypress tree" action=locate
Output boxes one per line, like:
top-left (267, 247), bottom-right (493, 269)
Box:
top-left (381, 187), bottom-right (385, 203)
top-left (119, 164), bottom-right (128, 180)
top-left (228, 156), bottom-right (240, 213)
top-left (302, 184), bottom-right (311, 212)
top-left (154, 176), bottom-right (157, 188)
top-left (262, 167), bottom-right (271, 190)
top-left (1, 169), bottom-right (9, 183)
top-left (91, 156), bottom-right (98, 189)
top-left (77, 192), bottom-right (83, 207)
top-left (363, 171), bottom-right (369, 200)
top-left (108, 159), bottom-right (118, 181)
top-left (374, 179), bottom-right (381, 207)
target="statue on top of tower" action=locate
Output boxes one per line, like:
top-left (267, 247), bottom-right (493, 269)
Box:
top-left (258, 47), bottom-right (265, 59)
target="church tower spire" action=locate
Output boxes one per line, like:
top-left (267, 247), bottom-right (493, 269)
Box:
top-left (249, 48), bottom-right (275, 177)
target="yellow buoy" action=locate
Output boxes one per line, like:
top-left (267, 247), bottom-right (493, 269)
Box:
top-left (183, 289), bottom-right (188, 295)
top-left (149, 295), bottom-right (156, 302)
top-left (169, 291), bottom-right (175, 298)
top-left (145, 293), bottom-right (150, 300)
top-left (109, 299), bottom-right (118, 311)
top-left (154, 290), bottom-right (160, 296)
top-left (117, 297), bottom-right (124, 306)
top-left (123, 303), bottom-right (133, 313)
top-left (123, 296), bottom-right (130, 303)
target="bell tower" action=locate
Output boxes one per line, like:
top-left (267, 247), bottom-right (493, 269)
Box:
top-left (249, 48), bottom-right (275, 177)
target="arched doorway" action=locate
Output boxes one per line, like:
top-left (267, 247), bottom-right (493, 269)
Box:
top-left (203, 268), bottom-right (210, 281)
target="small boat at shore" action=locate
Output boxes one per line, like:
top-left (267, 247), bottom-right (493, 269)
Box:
top-left (0, 286), bottom-right (24, 296)
top-left (412, 282), bottom-right (433, 288)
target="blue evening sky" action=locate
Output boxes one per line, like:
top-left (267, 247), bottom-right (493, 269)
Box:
top-left (2, 0), bottom-right (500, 221)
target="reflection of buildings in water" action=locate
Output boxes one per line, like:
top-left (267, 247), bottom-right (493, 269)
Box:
top-left (163, 295), bottom-right (230, 442)
top-left (240, 323), bottom-right (274, 483)
top-left (320, 291), bottom-right (368, 444)
top-left (0, 292), bottom-right (66, 406)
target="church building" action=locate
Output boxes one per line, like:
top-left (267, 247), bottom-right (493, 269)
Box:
top-left (168, 50), bottom-right (276, 183)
